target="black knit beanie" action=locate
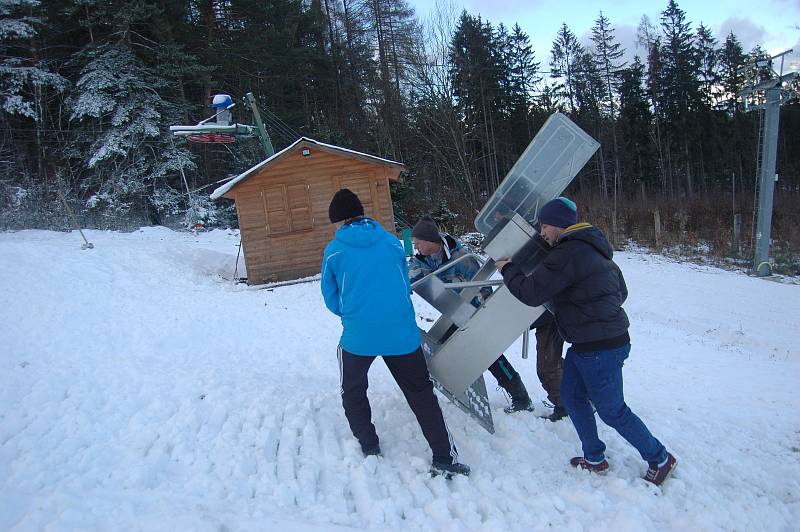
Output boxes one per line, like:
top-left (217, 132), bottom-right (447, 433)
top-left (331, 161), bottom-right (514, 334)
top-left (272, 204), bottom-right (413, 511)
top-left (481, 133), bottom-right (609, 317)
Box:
top-left (411, 216), bottom-right (441, 243)
top-left (328, 188), bottom-right (364, 223)
top-left (538, 197), bottom-right (578, 228)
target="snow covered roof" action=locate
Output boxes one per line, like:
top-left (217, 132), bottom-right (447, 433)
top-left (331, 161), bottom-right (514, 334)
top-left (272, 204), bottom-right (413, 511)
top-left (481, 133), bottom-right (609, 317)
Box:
top-left (210, 137), bottom-right (405, 200)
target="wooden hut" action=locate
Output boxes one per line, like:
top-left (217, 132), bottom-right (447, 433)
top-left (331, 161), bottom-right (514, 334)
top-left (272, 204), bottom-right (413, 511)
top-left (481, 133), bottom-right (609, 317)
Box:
top-left (211, 137), bottom-right (405, 284)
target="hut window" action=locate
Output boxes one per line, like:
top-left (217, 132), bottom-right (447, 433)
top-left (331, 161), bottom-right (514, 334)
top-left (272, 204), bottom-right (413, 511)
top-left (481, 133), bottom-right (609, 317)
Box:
top-left (262, 183), bottom-right (312, 235)
top-left (286, 183), bottom-right (313, 231)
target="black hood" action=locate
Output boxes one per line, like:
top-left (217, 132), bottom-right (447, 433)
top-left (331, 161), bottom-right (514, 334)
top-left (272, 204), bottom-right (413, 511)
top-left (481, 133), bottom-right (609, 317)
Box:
top-left (559, 224), bottom-right (613, 259)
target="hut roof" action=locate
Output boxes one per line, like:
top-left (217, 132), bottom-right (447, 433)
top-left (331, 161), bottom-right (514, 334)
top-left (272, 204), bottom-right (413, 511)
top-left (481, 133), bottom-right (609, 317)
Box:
top-left (210, 137), bottom-right (405, 200)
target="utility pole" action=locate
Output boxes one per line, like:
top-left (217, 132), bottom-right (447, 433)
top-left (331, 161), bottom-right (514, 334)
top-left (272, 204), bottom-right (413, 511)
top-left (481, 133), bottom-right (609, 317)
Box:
top-left (737, 49), bottom-right (799, 276)
top-left (245, 92), bottom-right (275, 158)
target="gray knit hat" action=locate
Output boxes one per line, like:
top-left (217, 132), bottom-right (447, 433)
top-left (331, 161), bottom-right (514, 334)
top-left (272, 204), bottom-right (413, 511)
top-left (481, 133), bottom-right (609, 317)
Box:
top-left (411, 216), bottom-right (440, 243)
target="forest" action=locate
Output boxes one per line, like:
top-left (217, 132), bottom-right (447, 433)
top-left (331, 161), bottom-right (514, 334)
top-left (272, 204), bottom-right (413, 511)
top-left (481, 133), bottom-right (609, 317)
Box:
top-left (2, 0), bottom-right (798, 271)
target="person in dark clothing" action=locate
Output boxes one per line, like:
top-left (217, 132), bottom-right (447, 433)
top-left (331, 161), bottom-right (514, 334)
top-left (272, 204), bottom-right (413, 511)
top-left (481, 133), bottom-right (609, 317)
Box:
top-left (496, 197), bottom-right (677, 486)
top-left (530, 312), bottom-right (567, 420)
top-left (408, 216), bottom-right (534, 414)
top-left (322, 189), bottom-right (470, 478)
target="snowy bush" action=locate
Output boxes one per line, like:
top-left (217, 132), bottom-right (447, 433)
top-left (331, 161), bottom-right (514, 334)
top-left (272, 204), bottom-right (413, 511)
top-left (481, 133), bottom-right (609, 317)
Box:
top-left (150, 186), bottom-right (183, 216)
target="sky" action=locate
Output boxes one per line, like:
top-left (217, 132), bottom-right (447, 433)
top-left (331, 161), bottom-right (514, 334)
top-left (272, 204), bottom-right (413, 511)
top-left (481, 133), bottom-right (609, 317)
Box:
top-left (408, 0), bottom-right (800, 70)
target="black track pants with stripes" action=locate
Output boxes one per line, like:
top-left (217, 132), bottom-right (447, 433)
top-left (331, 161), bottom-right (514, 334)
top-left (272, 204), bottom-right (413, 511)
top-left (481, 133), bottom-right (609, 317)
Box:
top-left (338, 346), bottom-right (458, 464)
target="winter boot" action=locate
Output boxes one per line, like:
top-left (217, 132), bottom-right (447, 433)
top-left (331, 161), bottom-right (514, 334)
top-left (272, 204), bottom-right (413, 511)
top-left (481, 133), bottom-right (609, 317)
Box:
top-left (430, 459), bottom-right (471, 479)
top-left (361, 443), bottom-right (381, 458)
top-left (547, 405), bottom-right (568, 422)
top-left (643, 453), bottom-right (677, 486)
top-left (569, 456), bottom-right (609, 474)
top-left (501, 375), bottom-right (534, 414)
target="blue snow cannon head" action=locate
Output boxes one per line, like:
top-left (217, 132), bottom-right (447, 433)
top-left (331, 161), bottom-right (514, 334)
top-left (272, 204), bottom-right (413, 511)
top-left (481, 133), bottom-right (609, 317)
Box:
top-left (211, 94), bottom-right (234, 109)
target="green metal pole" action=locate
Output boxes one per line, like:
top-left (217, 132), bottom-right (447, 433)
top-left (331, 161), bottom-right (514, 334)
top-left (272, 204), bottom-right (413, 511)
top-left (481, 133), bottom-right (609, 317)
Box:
top-left (402, 227), bottom-right (413, 256)
top-left (244, 92), bottom-right (275, 158)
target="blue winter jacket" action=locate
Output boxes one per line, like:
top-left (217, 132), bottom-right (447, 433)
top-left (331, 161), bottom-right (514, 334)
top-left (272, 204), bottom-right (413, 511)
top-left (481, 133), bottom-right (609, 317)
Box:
top-left (408, 234), bottom-right (487, 305)
top-left (408, 234), bottom-right (479, 285)
top-left (321, 217), bottom-right (421, 356)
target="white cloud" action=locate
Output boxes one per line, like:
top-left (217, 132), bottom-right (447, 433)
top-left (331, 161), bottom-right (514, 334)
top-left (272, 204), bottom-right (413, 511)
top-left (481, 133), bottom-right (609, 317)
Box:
top-left (465, 0), bottom-right (544, 18)
top-left (716, 16), bottom-right (768, 52)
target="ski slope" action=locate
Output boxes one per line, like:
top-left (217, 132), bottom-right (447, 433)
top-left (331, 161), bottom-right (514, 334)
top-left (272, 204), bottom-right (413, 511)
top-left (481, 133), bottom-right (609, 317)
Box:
top-left (1, 227), bottom-right (798, 531)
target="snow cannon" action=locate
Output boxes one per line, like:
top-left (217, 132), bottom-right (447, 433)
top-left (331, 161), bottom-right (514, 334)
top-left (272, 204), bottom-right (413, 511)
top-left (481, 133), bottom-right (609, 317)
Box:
top-left (412, 113), bottom-right (600, 433)
top-left (210, 94), bottom-right (234, 127)
top-left (211, 94), bottom-right (235, 109)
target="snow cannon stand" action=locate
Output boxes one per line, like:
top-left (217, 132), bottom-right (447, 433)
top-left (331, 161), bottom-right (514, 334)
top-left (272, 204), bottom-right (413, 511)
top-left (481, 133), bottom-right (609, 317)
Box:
top-left (413, 113), bottom-right (600, 433)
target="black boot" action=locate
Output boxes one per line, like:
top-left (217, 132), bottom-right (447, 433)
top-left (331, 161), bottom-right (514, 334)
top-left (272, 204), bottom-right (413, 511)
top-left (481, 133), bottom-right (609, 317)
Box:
top-left (547, 405), bottom-right (568, 422)
top-left (430, 459), bottom-right (471, 479)
top-left (501, 375), bottom-right (533, 414)
top-left (360, 442), bottom-right (381, 457)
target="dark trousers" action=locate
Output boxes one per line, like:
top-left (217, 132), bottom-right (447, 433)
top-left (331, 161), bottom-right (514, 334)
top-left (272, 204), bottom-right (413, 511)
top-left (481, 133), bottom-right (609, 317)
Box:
top-left (535, 320), bottom-right (565, 407)
top-left (338, 346), bottom-right (458, 464)
top-left (487, 355), bottom-right (519, 385)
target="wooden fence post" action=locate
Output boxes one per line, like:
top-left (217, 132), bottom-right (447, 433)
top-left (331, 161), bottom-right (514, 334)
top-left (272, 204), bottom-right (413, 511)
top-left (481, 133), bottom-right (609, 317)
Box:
top-left (654, 209), bottom-right (661, 248)
top-left (733, 213), bottom-right (742, 256)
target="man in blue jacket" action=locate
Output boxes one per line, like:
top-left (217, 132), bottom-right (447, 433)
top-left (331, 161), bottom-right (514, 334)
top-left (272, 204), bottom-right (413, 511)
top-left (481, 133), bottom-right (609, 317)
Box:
top-left (321, 188), bottom-right (470, 478)
top-left (496, 197), bottom-right (677, 486)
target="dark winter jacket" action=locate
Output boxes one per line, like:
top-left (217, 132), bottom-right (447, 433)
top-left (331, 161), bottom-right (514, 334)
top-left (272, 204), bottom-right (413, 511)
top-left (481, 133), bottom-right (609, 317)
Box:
top-left (501, 223), bottom-right (630, 351)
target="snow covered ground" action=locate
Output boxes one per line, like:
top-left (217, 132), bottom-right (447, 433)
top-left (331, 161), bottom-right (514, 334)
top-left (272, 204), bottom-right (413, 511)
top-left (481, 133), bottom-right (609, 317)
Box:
top-left (1, 227), bottom-right (798, 531)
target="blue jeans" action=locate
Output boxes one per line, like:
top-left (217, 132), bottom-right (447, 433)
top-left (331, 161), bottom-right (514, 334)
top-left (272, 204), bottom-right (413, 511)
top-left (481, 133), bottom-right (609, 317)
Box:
top-left (561, 344), bottom-right (667, 465)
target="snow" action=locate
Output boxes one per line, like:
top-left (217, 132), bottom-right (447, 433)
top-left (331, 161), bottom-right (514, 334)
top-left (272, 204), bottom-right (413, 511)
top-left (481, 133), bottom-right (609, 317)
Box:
top-left (1, 226), bottom-right (798, 531)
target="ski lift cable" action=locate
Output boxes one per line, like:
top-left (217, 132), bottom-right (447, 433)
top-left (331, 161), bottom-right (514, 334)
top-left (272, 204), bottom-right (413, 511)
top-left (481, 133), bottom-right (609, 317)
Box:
top-left (263, 109), bottom-right (300, 137)
top-left (263, 114), bottom-right (300, 142)
top-left (260, 114), bottom-right (293, 139)
top-left (264, 115), bottom-right (300, 142)
top-left (237, 91), bottom-right (301, 139)
top-left (261, 116), bottom-right (295, 142)
top-left (262, 108), bottom-right (301, 139)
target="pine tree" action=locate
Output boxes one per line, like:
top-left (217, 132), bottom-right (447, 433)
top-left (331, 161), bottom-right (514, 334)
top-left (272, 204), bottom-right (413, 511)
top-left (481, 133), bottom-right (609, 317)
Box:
top-left (506, 23), bottom-right (540, 141)
top-left (694, 22), bottom-right (721, 192)
top-left (573, 50), bottom-right (607, 194)
top-left (0, 0), bottom-right (67, 119)
top-left (65, 1), bottom-right (198, 222)
top-left (449, 11), bottom-right (504, 193)
top-left (696, 23), bottom-right (720, 109)
top-left (718, 32), bottom-right (750, 195)
top-left (719, 32), bottom-right (746, 115)
top-left (0, 0), bottom-right (67, 199)
top-left (638, 14), bottom-right (670, 194)
top-left (549, 23), bottom-right (583, 114)
top-left (590, 12), bottom-right (625, 118)
top-left (590, 11), bottom-right (626, 196)
top-left (618, 56), bottom-right (656, 188)
top-left (660, 0), bottom-right (701, 196)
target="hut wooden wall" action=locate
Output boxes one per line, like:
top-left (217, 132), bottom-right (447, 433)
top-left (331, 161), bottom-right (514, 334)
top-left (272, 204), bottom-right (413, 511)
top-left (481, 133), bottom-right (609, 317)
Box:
top-left (231, 146), bottom-right (398, 284)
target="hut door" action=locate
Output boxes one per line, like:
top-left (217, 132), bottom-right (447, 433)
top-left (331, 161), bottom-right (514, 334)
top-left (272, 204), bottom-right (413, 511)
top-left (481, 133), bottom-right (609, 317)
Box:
top-left (335, 174), bottom-right (379, 220)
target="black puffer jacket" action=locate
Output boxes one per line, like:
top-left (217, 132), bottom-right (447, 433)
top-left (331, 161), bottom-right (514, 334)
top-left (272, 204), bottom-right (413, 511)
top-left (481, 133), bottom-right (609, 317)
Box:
top-left (501, 224), bottom-right (629, 350)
